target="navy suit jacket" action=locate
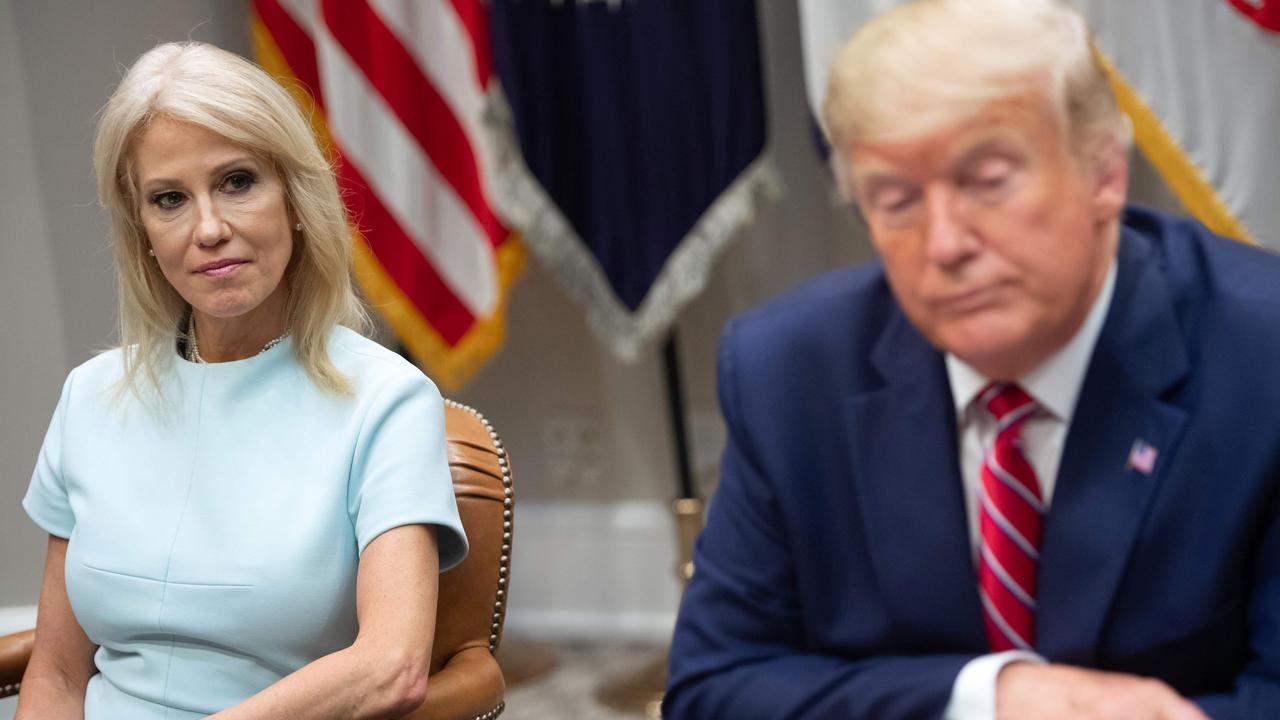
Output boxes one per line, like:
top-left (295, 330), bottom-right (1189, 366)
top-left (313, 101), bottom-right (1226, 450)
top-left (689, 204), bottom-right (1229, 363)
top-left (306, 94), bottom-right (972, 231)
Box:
top-left (665, 206), bottom-right (1280, 719)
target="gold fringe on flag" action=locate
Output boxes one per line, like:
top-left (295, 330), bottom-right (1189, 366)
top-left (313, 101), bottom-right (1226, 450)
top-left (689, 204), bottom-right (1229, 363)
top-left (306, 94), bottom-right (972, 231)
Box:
top-left (1094, 48), bottom-right (1256, 245)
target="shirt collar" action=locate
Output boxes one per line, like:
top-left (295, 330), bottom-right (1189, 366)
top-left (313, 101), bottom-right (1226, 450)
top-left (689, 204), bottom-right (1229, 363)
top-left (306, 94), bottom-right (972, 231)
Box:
top-left (946, 259), bottom-right (1117, 422)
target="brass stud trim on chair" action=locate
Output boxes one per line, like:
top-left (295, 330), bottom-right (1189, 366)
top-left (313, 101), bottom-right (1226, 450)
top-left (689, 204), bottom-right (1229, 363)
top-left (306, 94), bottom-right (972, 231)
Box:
top-left (444, 399), bottom-right (514, 655)
top-left (470, 700), bottom-right (506, 720)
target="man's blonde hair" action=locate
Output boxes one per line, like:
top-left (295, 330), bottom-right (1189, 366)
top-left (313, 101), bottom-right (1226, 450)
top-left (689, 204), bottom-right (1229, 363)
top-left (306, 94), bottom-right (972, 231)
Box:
top-left (822, 0), bottom-right (1131, 172)
top-left (94, 41), bottom-right (367, 399)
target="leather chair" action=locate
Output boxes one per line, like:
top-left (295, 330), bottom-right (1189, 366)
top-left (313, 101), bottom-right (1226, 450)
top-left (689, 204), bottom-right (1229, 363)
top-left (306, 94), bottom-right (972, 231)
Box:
top-left (0, 399), bottom-right (513, 720)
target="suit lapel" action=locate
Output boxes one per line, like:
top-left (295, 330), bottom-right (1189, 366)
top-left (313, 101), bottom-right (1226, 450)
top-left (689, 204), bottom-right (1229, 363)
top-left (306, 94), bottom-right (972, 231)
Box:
top-left (1035, 231), bottom-right (1190, 663)
top-left (846, 308), bottom-right (987, 652)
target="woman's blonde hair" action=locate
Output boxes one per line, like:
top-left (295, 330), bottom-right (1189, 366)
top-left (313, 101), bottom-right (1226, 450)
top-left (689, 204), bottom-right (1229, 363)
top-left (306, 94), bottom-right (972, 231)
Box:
top-left (95, 41), bottom-right (367, 399)
top-left (822, 0), bottom-right (1131, 185)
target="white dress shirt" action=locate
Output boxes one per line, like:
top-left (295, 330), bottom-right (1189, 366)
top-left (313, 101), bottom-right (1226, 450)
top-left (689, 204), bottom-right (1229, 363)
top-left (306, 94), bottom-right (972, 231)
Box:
top-left (942, 261), bottom-right (1117, 719)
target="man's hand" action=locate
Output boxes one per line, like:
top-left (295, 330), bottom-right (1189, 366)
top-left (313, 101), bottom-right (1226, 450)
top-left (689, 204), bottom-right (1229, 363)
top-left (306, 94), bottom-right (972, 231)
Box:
top-left (996, 662), bottom-right (1210, 720)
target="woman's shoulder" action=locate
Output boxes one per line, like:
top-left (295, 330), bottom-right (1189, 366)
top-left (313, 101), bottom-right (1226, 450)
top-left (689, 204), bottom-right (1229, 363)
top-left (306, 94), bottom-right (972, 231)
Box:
top-left (62, 347), bottom-right (129, 392)
top-left (326, 326), bottom-right (440, 398)
top-left (43, 347), bottom-right (150, 418)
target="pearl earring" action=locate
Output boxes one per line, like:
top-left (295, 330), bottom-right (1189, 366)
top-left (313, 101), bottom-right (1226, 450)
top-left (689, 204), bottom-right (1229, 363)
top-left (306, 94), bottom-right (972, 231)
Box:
top-left (148, 248), bottom-right (155, 257)
top-left (294, 222), bottom-right (303, 231)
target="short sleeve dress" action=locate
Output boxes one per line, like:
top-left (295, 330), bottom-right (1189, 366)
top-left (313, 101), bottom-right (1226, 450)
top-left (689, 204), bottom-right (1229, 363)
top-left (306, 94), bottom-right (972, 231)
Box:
top-left (23, 326), bottom-right (468, 719)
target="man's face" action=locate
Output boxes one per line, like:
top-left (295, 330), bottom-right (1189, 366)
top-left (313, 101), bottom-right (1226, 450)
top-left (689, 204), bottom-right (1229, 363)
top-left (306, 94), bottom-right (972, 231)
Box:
top-left (847, 93), bottom-right (1126, 380)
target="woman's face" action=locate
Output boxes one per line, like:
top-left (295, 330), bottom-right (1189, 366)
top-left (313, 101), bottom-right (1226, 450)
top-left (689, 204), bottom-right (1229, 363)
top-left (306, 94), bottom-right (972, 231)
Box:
top-left (132, 118), bottom-right (294, 331)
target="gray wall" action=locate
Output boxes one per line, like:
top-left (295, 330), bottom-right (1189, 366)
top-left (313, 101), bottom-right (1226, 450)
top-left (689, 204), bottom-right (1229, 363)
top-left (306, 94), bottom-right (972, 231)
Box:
top-left (1, 0), bottom-right (70, 607)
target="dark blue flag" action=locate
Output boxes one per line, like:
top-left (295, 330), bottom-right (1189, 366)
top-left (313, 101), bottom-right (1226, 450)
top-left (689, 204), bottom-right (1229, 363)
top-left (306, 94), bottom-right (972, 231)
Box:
top-left (489, 0), bottom-right (780, 358)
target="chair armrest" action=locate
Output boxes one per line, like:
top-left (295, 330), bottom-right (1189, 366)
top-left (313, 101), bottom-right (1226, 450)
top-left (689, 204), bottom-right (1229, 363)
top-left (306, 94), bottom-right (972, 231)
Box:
top-left (403, 645), bottom-right (505, 720)
top-left (0, 629), bottom-right (35, 698)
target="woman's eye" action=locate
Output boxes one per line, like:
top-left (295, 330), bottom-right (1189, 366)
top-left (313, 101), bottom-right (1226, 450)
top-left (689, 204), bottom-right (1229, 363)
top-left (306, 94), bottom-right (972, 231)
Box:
top-left (151, 191), bottom-right (185, 210)
top-left (221, 171), bottom-right (256, 194)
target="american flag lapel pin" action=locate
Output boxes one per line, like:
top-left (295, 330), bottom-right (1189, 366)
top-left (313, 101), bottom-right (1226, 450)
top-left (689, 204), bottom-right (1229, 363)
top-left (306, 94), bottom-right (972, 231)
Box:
top-left (1127, 438), bottom-right (1159, 475)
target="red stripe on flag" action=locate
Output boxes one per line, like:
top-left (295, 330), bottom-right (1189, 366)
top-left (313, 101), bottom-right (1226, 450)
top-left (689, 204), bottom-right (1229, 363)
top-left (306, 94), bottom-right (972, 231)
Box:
top-left (320, 0), bottom-right (507, 249)
top-left (1227, 0), bottom-right (1280, 31)
top-left (334, 148), bottom-right (477, 344)
top-left (252, 0), bottom-right (325, 107)
top-left (448, 0), bottom-right (495, 86)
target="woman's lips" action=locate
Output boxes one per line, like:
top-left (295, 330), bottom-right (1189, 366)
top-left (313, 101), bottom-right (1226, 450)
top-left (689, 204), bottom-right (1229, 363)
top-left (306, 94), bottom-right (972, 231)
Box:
top-left (196, 260), bottom-right (247, 277)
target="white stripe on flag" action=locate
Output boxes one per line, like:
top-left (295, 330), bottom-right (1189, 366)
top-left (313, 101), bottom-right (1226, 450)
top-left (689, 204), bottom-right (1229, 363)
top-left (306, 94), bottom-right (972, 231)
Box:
top-left (314, 22), bottom-right (498, 316)
top-left (368, 0), bottom-right (504, 209)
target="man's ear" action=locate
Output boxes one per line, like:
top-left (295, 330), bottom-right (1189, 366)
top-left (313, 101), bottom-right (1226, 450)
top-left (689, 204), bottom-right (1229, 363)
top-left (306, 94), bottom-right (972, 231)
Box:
top-left (1090, 138), bottom-right (1129, 222)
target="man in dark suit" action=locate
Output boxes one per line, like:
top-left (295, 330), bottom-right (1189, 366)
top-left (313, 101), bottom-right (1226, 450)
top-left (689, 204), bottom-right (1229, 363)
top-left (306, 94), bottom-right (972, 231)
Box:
top-left (664, 1), bottom-right (1280, 719)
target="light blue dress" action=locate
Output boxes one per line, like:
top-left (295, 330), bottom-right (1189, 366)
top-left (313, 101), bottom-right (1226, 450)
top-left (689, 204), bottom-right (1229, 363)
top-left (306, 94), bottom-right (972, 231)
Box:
top-left (23, 326), bottom-right (467, 719)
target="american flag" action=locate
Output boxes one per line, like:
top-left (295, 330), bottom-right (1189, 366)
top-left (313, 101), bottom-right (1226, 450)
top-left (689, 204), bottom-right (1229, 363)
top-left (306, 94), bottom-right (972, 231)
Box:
top-left (251, 0), bottom-right (523, 390)
top-left (1127, 438), bottom-right (1159, 476)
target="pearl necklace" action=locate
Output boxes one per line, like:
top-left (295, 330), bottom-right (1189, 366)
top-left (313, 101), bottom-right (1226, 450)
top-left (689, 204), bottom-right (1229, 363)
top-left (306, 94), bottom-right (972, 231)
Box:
top-left (186, 316), bottom-right (289, 364)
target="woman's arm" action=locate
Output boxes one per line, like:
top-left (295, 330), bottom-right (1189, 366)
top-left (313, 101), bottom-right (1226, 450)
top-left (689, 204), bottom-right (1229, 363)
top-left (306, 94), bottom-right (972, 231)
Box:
top-left (210, 524), bottom-right (440, 720)
top-left (15, 536), bottom-right (98, 720)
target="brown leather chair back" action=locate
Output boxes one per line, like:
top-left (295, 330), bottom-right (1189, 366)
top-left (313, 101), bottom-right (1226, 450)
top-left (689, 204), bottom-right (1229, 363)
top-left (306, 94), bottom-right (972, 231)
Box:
top-left (432, 401), bottom-right (512, 671)
top-left (0, 399), bottom-right (513, 720)
top-left (410, 400), bottom-right (513, 719)
top-left (0, 629), bottom-right (33, 698)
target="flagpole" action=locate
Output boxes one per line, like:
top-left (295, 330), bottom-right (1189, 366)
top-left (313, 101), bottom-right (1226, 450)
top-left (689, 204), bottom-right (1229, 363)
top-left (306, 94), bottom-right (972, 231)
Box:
top-left (662, 331), bottom-right (706, 595)
top-left (662, 332), bottom-right (697, 501)
top-left (598, 329), bottom-right (705, 717)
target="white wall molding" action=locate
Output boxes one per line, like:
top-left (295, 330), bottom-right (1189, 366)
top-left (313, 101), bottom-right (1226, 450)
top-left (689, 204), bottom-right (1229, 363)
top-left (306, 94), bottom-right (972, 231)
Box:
top-left (503, 609), bottom-right (677, 644)
top-left (0, 605), bottom-right (36, 635)
top-left (502, 500), bottom-right (683, 643)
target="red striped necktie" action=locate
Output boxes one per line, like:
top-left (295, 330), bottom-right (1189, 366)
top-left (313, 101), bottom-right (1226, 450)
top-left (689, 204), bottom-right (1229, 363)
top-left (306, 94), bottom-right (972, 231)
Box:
top-left (977, 382), bottom-right (1044, 652)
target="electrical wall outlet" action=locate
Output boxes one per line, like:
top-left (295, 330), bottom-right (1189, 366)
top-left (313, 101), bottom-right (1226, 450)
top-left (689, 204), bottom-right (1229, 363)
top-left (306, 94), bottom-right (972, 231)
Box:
top-left (541, 412), bottom-right (605, 493)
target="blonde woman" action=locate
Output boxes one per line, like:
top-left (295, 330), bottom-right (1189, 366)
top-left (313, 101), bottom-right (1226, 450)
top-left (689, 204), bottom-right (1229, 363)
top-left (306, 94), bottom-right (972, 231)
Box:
top-left (17, 42), bottom-right (466, 720)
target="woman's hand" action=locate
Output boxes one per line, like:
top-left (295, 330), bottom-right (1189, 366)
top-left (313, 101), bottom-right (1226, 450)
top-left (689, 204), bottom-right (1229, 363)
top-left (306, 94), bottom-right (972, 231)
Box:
top-left (15, 536), bottom-right (98, 720)
top-left (209, 524), bottom-right (440, 719)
